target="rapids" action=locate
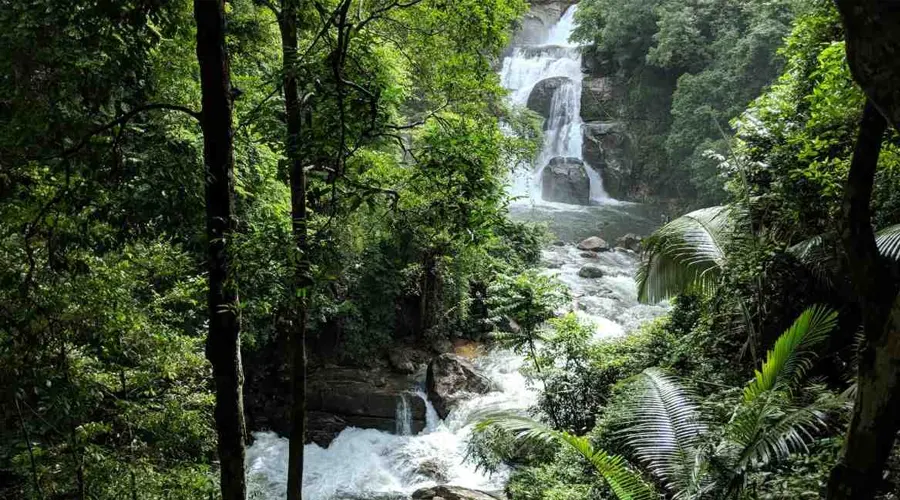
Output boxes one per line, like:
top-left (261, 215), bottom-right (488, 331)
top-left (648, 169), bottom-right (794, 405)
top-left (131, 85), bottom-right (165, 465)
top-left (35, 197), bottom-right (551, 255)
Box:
top-left (245, 5), bottom-right (667, 499)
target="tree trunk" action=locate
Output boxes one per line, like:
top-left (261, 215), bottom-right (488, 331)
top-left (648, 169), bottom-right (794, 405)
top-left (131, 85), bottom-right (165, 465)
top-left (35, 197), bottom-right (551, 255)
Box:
top-left (279, 1), bottom-right (311, 499)
top-left (193, 1), bottom-right (247, 499)
top-left (827, 101), bottom-right (900, 499)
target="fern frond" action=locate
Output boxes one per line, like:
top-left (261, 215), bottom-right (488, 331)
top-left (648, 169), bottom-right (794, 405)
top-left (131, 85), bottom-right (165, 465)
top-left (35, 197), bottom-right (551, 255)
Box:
top-left (637, 206), bottom-right (736, 304)
top-left (876, 223), bottom-right (900, 260)
top-left (742, 305), bottom-right (838, 403)
top-left (475, 412), bottom-right (658, 500)
top-left (620, 368), bottom-right (708, 492)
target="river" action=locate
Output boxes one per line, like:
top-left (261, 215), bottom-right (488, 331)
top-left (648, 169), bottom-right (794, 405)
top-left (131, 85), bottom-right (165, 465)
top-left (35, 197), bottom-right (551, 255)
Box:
top-left (245, 4), bottom-right (666, 499)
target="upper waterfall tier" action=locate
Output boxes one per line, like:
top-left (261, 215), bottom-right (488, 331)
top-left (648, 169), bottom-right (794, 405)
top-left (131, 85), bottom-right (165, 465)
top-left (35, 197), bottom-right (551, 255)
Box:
top-left (501, 4), bottom-right (610, 204)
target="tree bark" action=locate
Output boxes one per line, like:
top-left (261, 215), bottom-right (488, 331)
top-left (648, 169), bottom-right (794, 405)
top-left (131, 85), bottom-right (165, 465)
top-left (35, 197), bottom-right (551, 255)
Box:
top-left (827, 101), bottom-right (900, 499)
top-left (279, 1), bottom-right (311, 499)
top-left (194, 1), bottom-right (247, 499)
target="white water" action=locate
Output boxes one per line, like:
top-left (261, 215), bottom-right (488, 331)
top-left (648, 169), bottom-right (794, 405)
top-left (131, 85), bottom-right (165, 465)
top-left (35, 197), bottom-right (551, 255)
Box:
top-left (245, 7), bottom-right (667, 500)
top-left (500, 5), bottom-right (610, 204)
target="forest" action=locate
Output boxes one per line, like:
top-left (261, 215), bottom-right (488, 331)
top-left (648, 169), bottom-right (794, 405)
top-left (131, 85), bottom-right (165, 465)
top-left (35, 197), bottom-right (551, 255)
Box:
top-left (2, 0), bottom-right (900, 499)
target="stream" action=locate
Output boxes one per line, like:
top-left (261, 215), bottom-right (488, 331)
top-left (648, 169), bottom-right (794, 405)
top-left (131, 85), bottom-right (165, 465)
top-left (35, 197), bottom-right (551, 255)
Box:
top-left (245, 5), bottom-right (667, 499)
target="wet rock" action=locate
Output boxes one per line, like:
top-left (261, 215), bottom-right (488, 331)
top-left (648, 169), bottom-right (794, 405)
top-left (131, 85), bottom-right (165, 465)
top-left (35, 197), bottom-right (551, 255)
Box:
top-left (581, 76), bottom-right (619, 122)
top-left (576, 236), bottom-right (609, 252)
top-left (578, 265), bottom-right (605, 279)
top-left (582, 122), bottom-right (630, 200)
top-left (616, 233), bottom-right (643, 252)
top-left (526, 76), bottom-right (573, 120)
top-left (412, 486), bottom-right (500, 500)
top-left (388, 347), bottom-right (429, 374)
top-left (580, 251), bottom-right (600, 259)
top-left (307, 367), bottom-right (426, 445)
top-left (511, 1), bottom-right (575, 46)
top-left (541, 157), bottom-right (590, 205)
top-left (552, 240), bottom-right (566, 246)
top-left (413, 458), bottom-right (451, 483)
top-left (426, 354), bottom-right (494, 419)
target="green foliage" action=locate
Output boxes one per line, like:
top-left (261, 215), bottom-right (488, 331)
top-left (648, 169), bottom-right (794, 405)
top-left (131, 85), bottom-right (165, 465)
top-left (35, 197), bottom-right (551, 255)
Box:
top-left (573, 0), bottom-right (797, 203)
top-left (636, 206), bottom-right (738, 303)
top-left (475, 413), bottom-right (658, 500)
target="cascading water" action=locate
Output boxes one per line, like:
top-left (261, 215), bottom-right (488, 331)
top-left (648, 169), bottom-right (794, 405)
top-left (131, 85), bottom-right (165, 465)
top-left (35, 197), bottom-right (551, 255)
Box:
top-left (500, 5), bottom-right (609, 204)
top-left (245, 6), bottom-right (667, 499)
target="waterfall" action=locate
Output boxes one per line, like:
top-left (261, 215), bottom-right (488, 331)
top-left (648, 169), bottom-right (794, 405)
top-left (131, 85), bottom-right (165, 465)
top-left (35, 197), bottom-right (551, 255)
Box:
top-left (500, 5), bottom-right (610, 204)
top-left (396, 393), bottom-right (413, 436)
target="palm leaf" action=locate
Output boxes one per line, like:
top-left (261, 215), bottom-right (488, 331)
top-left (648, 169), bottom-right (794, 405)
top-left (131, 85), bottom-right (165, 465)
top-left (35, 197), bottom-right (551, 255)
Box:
top-left (476, 413), bottom-right (658, 500)
top-left (620, 368), bottom-right (708, 492)
top-left (637, 206), bottom-right (736, 304)
top-left (742, 305), bottom-right (838, 403)
top-left (876, 223), bottom-right (900, 260)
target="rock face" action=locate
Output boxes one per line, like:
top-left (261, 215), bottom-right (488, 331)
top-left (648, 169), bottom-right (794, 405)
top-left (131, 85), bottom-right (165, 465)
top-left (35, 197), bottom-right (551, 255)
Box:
top-left (616, 233), bottom-right (643, 252)
top-left (578, 264), bottom-right (605, 278)
top-left (582, 122), bottom-right (630, 200)
top-left (576, 236), bottom-right (610, 252)
top-left (307, 367), bottom-right (426, 445)
top-left (511, 0), bottom-right (577, 46)
top-left (412, 486), bottom-right (500, 500)
top-left (581, 76), bottom-right (619, 122)
top-left (526, 76), bottom-right (573, 121)
top-left (541, 157), bottom-right (590, 205)
top-left (426, 354), bottom-right (494, 419)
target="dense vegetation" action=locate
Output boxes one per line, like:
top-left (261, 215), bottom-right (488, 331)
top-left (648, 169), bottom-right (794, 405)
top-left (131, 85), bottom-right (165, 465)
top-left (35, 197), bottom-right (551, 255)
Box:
top-left (3, 0), bottom-right (900, 499)
top-left (0, 0), bottom-right (540, 497)
top-left (573, 0), bottom-right (798, 205)
top-left (471, 2), bottom-right (900, 499)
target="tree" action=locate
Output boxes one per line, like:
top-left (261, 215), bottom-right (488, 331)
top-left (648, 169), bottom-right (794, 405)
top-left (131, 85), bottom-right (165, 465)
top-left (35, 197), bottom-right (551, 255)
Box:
top-left (275, 0), bottom-right (312, 498)
top-left (193, 1), bottom-right (248, 499)
top-left (825, 2), bottom-right (900, 497)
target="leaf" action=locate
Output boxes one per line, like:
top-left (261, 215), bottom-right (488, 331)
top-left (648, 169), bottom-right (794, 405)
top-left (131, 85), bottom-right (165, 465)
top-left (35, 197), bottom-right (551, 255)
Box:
top-left (742, 305), bottom-right (838, 403)
top-left (620, 368), bottom-right (708, 493)
top-left (475, 412), bottom-right (658, 500)
top-left (636, 206), bottom-right (737, 304)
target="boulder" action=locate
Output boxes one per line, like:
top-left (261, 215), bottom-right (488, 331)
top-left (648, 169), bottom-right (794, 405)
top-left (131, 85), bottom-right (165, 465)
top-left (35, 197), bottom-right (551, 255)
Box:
top-left (576, 236), bottom-right (610, 252)
top-left (541, 157), bottom-right (590, 205)
top-left (526, 76), bottom-right (573, 120)
top-left (616, 233), bottom-right (643, 252)
top-left (582, 122), bottom-right (630, 200)
top-left (427, 354), bottom-right (494, 419)
top-left (307, 367), bottom-right (426, 445)
top-left (388, 347), bottom-right (429, 374)
top-left (580, 251), bottom-right (600, 259)
top-left (578, 265), bottom-right (605, 279)
top-left (412, 486), bottom-right (499, 500)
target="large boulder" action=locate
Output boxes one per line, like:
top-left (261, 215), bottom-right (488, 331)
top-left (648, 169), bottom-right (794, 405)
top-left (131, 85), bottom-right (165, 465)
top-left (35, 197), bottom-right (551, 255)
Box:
top-left (578, 265), bottom-right (605, 279)
top-left (426, 354), bottom-right (494, 419)
top-left (526, 76), bottom-right (573, 120)
top-left (541, 157), bottom-right (590, 205)
top-left (412, 486), bottom-right (500, 500)
top-left (576, 236), bottom-right (610, 252)
top-left (582, 122), bottom-right (631, 199)
top-left (616, 233), bottom-right (643, 252)
top-left (307, 367), bottom-right (426, 445)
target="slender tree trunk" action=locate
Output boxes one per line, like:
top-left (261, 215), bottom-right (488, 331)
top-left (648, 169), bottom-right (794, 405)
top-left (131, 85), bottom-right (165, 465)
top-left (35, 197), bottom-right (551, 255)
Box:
top-left (194, 1), bottom-right (247, 499)
top-left (827, 101), bottom-right (900, 499)
top-left (279, 2), bottom-right (311, 498)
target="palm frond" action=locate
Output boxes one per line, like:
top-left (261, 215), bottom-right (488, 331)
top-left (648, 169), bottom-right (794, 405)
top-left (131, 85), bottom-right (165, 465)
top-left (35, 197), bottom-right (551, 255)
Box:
top-left (726, 388), bottom-right (837, 471)
top-left (742, 305), bottom-right (838, 403)
top-left (620, 368), bottom-right (708, 491)
top-left (637, 206), bottom-right (736, 304)
top-left (787, 235), bottom-right (840, 289)
top-left (876, 223), bottom-right (900, 261)
top-left (476, 412), bottom-right (658, 500)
